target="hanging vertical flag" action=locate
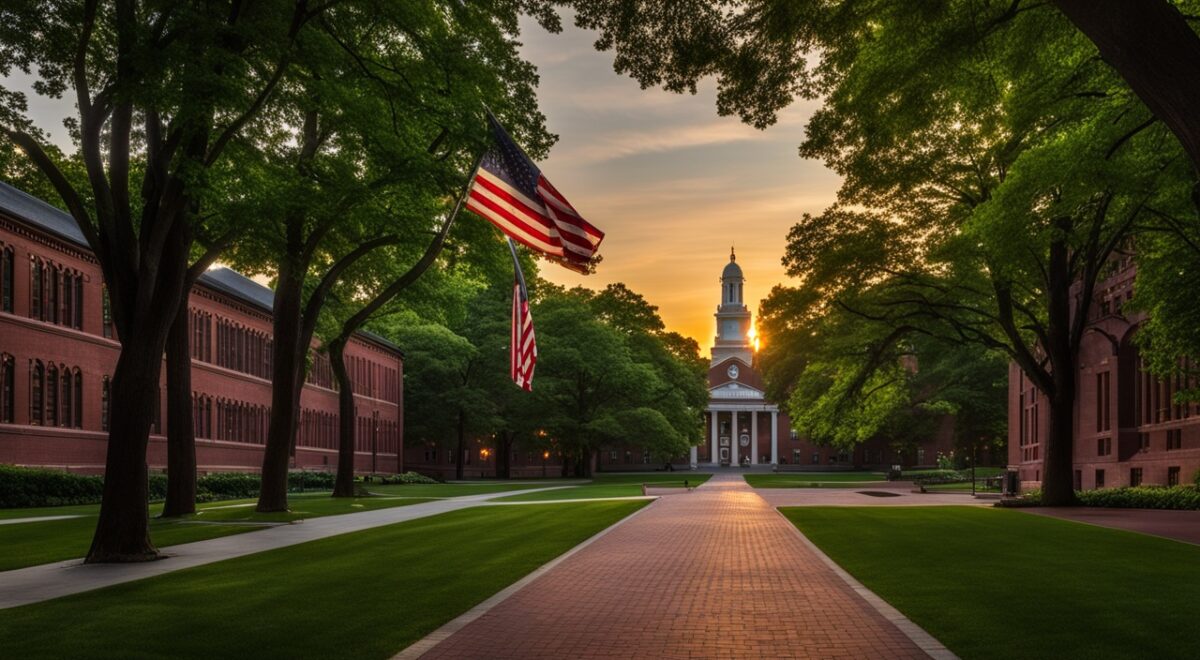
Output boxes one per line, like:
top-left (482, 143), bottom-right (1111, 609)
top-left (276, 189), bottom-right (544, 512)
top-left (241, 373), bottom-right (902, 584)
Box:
top-left (466, 113), bottom-right (604, 273)
top-left (508, 238), bottom-right (537, 391)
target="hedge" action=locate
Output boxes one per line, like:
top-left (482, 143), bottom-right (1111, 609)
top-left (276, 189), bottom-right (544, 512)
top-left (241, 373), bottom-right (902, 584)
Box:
top-left (0, 465), bottom-right (339, 508)
top-left (997, 485), bottom-right (1200, 510)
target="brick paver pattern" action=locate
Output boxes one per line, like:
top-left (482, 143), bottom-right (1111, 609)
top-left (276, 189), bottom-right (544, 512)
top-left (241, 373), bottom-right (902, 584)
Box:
top-left (419, 473), bottom-right (928, 659)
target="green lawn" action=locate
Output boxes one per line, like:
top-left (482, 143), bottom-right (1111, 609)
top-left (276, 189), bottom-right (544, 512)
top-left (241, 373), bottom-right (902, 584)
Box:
top-left (0, 501), bottom-right (646, 660)
top-left (366, 482), bottom-right (550, 497)
top-left (494, 472), bottom-right (710, 502)
top-left (744, 472), bottom-right (889, 488)
top-left (782, 506), bottom-right (1200, 660)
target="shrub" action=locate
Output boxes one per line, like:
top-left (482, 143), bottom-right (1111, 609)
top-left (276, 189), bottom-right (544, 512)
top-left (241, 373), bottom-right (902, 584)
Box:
top-left (375, 471), bottom-right (438, 485)
top-left (0, 465), bottom-right (344, 508)
top-left (1077, 485), bottom-right (1200, 510)
top-left (0, 465), bottom-right (105, 508)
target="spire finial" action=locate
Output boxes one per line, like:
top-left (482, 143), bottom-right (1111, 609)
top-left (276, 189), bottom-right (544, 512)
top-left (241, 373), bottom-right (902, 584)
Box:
top-left (730, 245), bottom-right (736, 262)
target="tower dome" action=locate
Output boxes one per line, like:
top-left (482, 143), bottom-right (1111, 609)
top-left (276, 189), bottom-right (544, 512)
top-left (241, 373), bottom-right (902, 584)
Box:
top-left (722, 247), bottom-right (743, 280)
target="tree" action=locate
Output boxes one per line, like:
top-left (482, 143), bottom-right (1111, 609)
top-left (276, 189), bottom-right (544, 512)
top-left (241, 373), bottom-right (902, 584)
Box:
top-left (736, 3), bottom-right (1186, 504)
top-left (566, 0), bottom-right (1200, 178)
top-left (226, 1), bottom-right (558, 511)
top-left (0, 1), bottom-right (337, 561)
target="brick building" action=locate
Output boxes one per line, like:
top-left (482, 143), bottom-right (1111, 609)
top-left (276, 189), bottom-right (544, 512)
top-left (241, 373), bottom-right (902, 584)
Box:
top-left (0, 181), bottom-right (403, 475)
top-left (1009, 255), bottom-right (1200, 490)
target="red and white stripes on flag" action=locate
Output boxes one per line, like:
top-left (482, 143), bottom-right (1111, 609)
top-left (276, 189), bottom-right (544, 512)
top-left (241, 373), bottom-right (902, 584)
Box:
top-left (509, 240), bottom-right (537, 391)
top-left (465, 113), bottom-right (604, 274)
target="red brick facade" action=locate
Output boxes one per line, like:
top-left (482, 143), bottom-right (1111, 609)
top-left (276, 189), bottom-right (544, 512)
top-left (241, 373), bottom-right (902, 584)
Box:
top-left (1009, 256), bottom-right (1200, 489)
top-left (0, 182), bottom-right (402, 476)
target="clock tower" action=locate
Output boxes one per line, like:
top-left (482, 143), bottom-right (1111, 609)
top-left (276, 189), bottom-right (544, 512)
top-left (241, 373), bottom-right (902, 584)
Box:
top-left (712, 247), bottom-right (753, 365)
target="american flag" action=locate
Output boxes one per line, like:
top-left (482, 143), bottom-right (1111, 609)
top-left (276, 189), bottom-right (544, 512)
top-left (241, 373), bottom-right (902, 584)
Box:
top-left (466, 114), bottom-right (604, 273)
top-left (508, 238), bottom-right (537, 391)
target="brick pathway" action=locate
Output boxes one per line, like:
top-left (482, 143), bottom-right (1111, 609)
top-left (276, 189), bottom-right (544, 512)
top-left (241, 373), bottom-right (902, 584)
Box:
top-left (416, 473), bottom-right (932, 659)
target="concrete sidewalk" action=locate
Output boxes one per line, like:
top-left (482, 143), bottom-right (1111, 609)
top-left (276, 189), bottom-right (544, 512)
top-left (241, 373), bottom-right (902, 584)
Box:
top-left (409, 472), bottom-right (950, 659)
top-left (0, 487), bottom-right (564, 610)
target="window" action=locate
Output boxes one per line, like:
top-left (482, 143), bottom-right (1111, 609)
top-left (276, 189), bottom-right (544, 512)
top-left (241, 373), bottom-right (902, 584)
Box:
top-left (642, 450), bottom-right (651, 464)
top-left (0, 353), bottom-right (13, 423)
top-left (101, 287), bottom-right (114, 338)
top-left (1074, 470), bottom-right (1082, 491)
top-left (73, 369), bottom-right (82, 428)
top-left (1, 245), bottom-right (13, 312)
top-left (101, 376), bottom-right (110, 432)
top-left (30, 257), bottom-right (43, 319)
top-left (811, 452), bottom-right (819, 465)
top-left (30, 360), bottom-right (44, 425)
top-left (1138, 433), bottom-right (1150, 452)
top-left (1168, 466), bottom-right (1181, 487)
top-left (1095, 469), bottom-right (1105, 489)
top-left (792, 449), bottom-right (801, 464)
top-left (1095, 371), bottom-right (1111, 432)
top-left (1130, 468), bottom-right (1143, 487)
top-left (609, 450), bottom-right (618, 461)
top-left (60, 367), bottom-right (72, 428)
top-left (1097, 437), bottom-right (1113, 456)
top-left (1167, 429), bottom-right (1183, 450)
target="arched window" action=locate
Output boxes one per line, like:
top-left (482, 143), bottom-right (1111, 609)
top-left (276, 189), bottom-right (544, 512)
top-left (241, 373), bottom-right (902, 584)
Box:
top-left (73, 368), bottom-right (82, 428)
top-left (60, 366), bottom-right (72, 428)
top-left (0, 353), bottom-right (13, 424)
top-left (45, 363), bottom-right (58, 426)
top-left (30, 258), bottom-right (43, 319)
top-left (30, 360), bottom-right (44, 425)
top-left (1, 245), bottom-right (13, 313)
top-left (73, 273), bottom-right (84, 329)
top-left (101, 376), bottom-right (111, 431)
top-left (101, 287), bottom-right (114, 338)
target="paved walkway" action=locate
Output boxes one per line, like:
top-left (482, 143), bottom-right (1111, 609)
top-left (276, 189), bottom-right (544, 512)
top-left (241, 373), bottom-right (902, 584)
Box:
top-left (0, 487), bottom-right (563, 610)
top-left (1030, 507), bottom-right (1200, 546)
top-left (411, 473), bottom-right (941, 659)
top-left (758, 484), bottom-right (994, 508)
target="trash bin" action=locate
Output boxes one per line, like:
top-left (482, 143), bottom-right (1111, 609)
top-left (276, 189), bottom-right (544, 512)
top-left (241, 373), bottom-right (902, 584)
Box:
top-left (1004, 470), bottom-right (1020, 497)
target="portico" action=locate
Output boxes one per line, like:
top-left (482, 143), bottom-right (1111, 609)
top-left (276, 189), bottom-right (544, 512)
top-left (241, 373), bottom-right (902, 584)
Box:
top-left (704, 406), bottom-right (779, 467)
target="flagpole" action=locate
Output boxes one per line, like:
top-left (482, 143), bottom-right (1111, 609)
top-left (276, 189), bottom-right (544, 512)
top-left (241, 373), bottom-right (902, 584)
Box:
top-left (441, 148), bottom-right (487, 241)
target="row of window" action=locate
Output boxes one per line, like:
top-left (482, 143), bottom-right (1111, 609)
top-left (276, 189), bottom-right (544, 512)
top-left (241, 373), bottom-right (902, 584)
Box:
top-left (30, 257), bottom-right (85, 330)
top-left (214, 318), bottom-right (274, 379)
top-left (346, 353), bottom-right (399, 401)
top-left (28, 359), bottom-right (84, 428)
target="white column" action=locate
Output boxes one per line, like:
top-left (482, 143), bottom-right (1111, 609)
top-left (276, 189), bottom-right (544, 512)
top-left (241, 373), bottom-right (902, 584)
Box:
top-left (770, 411), bottom-right (779, 465)
top-left (710, 409), bottom-right (720, 466)
top-left (689, 445), bottom-right (698, 469)
top-left (751, 410), bottom-right (759, 465)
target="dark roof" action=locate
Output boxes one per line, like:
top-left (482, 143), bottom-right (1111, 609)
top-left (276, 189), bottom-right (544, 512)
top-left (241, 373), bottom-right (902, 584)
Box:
top-left (0, 181), bottom-right (89, 248)
top-left (0, 180), bottom-right (402, 356)
top-left (196, 266), bottom-right (275, 312)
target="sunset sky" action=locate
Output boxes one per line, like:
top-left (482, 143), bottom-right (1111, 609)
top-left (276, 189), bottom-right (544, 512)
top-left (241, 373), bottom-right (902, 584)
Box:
top-left (517, 15), bottom-right (839, 346)
top-left (3, 12), bottom-right (840, 348)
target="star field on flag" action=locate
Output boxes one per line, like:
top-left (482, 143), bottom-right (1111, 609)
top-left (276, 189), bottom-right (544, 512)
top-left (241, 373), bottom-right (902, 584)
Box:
top-left (466, 114), bottom-right (604, 273)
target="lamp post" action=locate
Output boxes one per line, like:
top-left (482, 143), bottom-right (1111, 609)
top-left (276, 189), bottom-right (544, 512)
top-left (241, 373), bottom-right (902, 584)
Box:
top-left (542, 450), bottom-right (549, 478)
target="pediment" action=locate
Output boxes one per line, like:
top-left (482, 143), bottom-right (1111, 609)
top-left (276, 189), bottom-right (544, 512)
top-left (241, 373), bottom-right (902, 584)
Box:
top-left (709, 381), bottom-right (765, 400)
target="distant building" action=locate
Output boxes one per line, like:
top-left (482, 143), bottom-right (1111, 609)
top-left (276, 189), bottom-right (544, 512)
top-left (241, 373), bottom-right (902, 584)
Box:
top-left (1009, 256), bottom-right (1200, 490)
top-left (697, 249), bottom-right (953, 469)
top-left (0, 182), bottom-right (403, 475)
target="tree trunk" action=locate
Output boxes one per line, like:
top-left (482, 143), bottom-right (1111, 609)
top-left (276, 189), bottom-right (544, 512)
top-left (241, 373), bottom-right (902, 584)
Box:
top-left (162, 297), bottom-right (197, 517)
top-left (257, 262), bottom-right (306, 512)
top-left (497, 431), bottom-right (512, 479)
top-left (1040, 228), bottom-right (1079, 506)
top-left (330, 338), bottom-right (358, 497)
top-left (455, 409), bottom-right (466, 481)
top-left (86, 218), bottom-right (192, 562)
top-left (1054, 0), bottom-right (1200, 177)
top-left (86, 342), bottom-right (165, 562)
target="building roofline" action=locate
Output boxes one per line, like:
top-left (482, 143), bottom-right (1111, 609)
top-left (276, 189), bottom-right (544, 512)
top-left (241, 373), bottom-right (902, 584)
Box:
top-left (0, 180), bottom-right (403, 358)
